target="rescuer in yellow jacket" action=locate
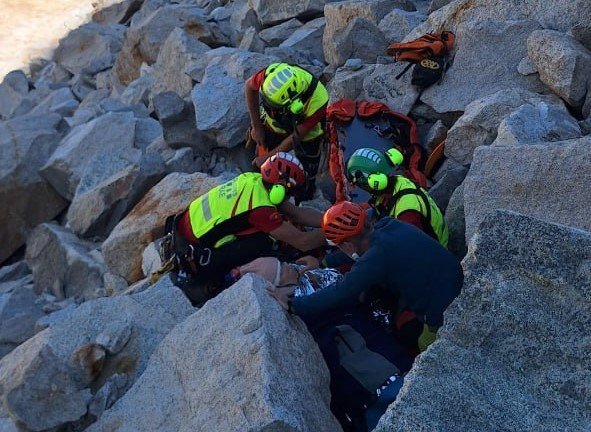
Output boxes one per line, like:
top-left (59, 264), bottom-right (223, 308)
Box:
top-left (245, 62), bottom-right (329, 202)
top-left (170, 153), bottom-right (325, 304)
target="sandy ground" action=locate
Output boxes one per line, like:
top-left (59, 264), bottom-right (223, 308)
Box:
top-left (0, 0), bottom-right (119, 79)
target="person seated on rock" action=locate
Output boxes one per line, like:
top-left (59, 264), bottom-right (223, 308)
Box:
top-left (245, 62), bottom-right (329, 202)
top-left (346, 147), bottom-right (449, 247)
top-left (268, 201), bottom-right (464, 352)
top-left (165, 152), bottom-right (326, 305)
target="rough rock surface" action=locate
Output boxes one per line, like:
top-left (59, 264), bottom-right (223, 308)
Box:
top-left (323, 0), bottom-right (415, 64)
top-left (492, 102), bottom-right (581, 146)
top-left (102, 172), bottom-right (222, 283)
top-left (114, 5), bottom-right (226, 85)
top-left (89, 275), bottom-right (342, 432)
top-left (29, 87), bottom-right (79, 117)
top-left (151, 27), bottom-right (211, 99)
top-left (445, 88), bottom-right (565, 165)
top-left (0, 279), bottom-right (45, 359)
top-left (66, 150), bottom-right (167, 239)
top-left (527, 29), bottom-right (591, 108)
top-left (325, 17), bottom-right (388, 67)
top-left (249, 0), bottom-right (333, 26)
top-left (0, 276), bottom-right (194, 432)
top-left (443, 182), bottom-right (467, 259)
top-left (0, 71), bottom-right (29, 120)
top-left (464, 136), bottom-right (591, 242)
top-left (429, 159), bottom-right (468, 211)
top-left (420, 19), bottom-right (545, 113)
top-left (153, 91), bottom-right (201, 149)
top-left (363, 62), bottom-right (419, 114)
top-left (25, 223), bottom-right (107, 301)
top-left (378, 9), bottom-right (426, 43)
top-left (259, 18), bottom-right (303, 46)
top-left (191, 50), bottom-right (277, 148)
top-left (328, 64), bottom-right (376, 102)
top-left (53, 23), bottom-right (126, 76)
top-left (0, 114), bottom-right (68, 263)
top-left (280, 17), bottom-right (326, 63)
top-left (376, 210), bottom-right (591, 432)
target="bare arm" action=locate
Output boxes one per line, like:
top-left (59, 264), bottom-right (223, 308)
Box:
top-left (279, 201), bottom-right (323, 228)
top-left (271, 123), bottom-right (313, 155)
top-left (269, 221), bottom-right (325, 252)
top-left (244, 80), bottom-right (263, 130)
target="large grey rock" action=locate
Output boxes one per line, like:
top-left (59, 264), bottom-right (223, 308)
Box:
top-left (407, 0), bottom-right (591, 48)
top-left (103, 172), bottom-right (222, 283)
top-left (444, 182), bottom-right (466, 258)
top-left (363, 62), bottom-right (419, 114)
top-left (429, 159), bottom-right (468, 212)
top-left (378, 9), bottom-right (426, 43)
top-left (492, 102), bottom-right (582, 146)
top-left (280, 17), bottom-right (326, 63)
top-left (420, 19), bottom-right (545, 113)
top-left (0, 71), bottom-right (29, 120)
top-left (114, 5), bottom-right (227, 85)
top-left (238, 27), bottom-right (268, 53)
top-left (0, 280), bottom-right (46, 359)
top-left (0, 261), bottom-right (30, 284)
top-left (464, 136), bottom-right (591, 243)
top-left (25, 223), bottom-right (107, 301)
top-left (376, 210), bottom-right (591, 432)
top-left (445, 88), bottom-right (566, 165)
top-left (324, 0), bottom-right (415, 62)
top-left (53, 23), bottom-right (126, 76)
top-left (151, 28), bottom-right (211, 99)
top-left (41, 111), bottom-right (166, 237)
top-left (527, 30), bottom-right (591, 108)
top-left (191, 50), bottom-right (277, 148)
top-left (89, 275), bottom-right (342, 432)
top-left (30, 87), bottom-right (79, 117)
top-left (324, 17), bottom-right (388, 67)
top-left (66, 151), bottom-right (167, 239)
top-left (92, 0), bottom-right (144, 25)
top-left (119, 73), bottom-right (154, 106)
top-left (0, 276), bottom-right (194, 432)
top-left (33, 62), bottom-right (72, 89)
top-left (249, 0), bottom-right (335, 26)
top-left (259, 18), bottom-right (303, 46)
top-left (328, 64), bottom-right (376, 102)
top-left (153, 91), bottom-right (202, 149)
top-left (0, 114), bottom-right (68, 263)
top-left (427, 0), bottom-right (454, 13)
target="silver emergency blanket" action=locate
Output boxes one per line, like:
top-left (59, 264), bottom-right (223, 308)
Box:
top-left (292, 265), bottom-right (343, 297)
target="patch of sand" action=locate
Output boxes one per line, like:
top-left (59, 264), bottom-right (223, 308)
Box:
top-left (0, 0), bottom-right (121, 79)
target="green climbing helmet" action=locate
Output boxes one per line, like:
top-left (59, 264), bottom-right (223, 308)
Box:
top-left (261, 63), bottom-right (308, 113)
top-left (346, 148), bottom-right (404, 191)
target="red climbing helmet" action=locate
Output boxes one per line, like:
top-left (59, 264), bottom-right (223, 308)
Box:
top-left (260, 152), bottom-right (306, 188)
top-left (322, 201), bottom-right (367, 245)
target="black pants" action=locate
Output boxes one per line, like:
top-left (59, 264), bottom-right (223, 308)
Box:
top-left (180, 232), bottom-right (277, 305)
top-left (263, 128), bottom-right (323, 203)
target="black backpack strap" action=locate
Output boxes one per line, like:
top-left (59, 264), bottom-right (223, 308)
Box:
top-left (390, 185), bottom-right (436, 240)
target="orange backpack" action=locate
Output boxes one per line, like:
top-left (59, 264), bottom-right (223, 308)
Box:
top-left (387, 32), bottom-right (456, 86)
top-left (387, 31), bottom-right (456, 63)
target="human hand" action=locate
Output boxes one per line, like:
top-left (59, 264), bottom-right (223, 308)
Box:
top-left (252, 154), bottom-right (268, 168)
top-left (250, 124), bottom-right (265, 147)
top-left (296, 255), bottom-right (320, 270)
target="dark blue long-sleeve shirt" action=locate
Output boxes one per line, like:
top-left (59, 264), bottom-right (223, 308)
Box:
top-left (291, 218), bottom-right (463, 327)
